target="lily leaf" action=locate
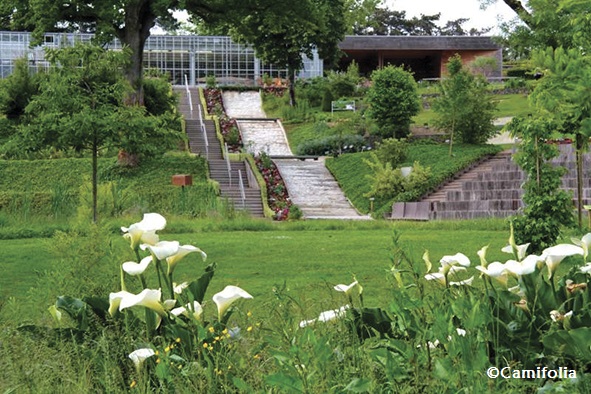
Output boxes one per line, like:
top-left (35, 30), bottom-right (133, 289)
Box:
top-left (188, 262), bottom-right (216, 304)
top-left (82, 296), bottom-right (109, 321)
top-left (56, 296), bottom-right (89, 331)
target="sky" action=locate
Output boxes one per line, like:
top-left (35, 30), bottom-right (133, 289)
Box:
top-left (383, 0), bottom-right (520, 33)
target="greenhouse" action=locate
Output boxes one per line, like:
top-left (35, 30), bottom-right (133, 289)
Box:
top-left (0, 31), bottom-right (323, 84)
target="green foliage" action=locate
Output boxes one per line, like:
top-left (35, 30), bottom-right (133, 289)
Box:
top-left (0, 58), bottom-right (40, 121)
top-left (509, 116), bottom-right (575, 252)
top-left (205, 74), bottom-right (217, 89)
top-left (296, 134), bottom-right (365, 156)
top-left (321, 87), bottom-right (334, 112)
top-left (364, 153), bottom-right (431, 202)
top-left (375, 137), bottom-right (408, 167)
top-left (363, 153), bottom-right (404, 200)
top-left (468, 55), bottom-right (499, 78)
top-left (326, 143), bottom-right (501, 213)
top-left (143, 74), bottom-right (179, 116)
top-left (367, 65), bottom-right (420, 139)
top-left (432, 55), bottom-right (498, 152)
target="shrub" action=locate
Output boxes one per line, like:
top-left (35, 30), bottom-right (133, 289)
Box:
top-left (375, 138), bottom-right (408, 167)
top-left (367, 66), bottom-right (420, 139)
top-left (321, 88), bottom-right (334, 112)
top-left (296, 134), bottom-right (365, 156)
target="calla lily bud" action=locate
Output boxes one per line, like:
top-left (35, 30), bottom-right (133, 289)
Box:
top-left (128, 348), bottom-right (155, 373)
top-left (213, 285), bottom-right (253, 319)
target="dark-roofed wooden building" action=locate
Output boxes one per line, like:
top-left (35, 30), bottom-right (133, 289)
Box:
top-left (337, 36), bottom-right (503, 80)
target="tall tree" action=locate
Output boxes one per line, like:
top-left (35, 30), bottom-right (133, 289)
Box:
top-left (0, 1), bottom-right (244, 105)
top-left (229, 0), bottom-right (347, 106)
top-left (18, 44), bottom-right (179, 222)
top-left (530, 46), bottom-right (591, 227)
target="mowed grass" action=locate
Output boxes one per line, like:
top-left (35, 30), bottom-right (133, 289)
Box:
top-left (0, 220), bottom-right (515, 319)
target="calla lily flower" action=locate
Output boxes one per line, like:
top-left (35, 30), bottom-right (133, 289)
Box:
top-left (163, 299), bottom-right (177, 311)
top-left (141, 241), bottom-right (180, 261)
top-left (109, 290), bottom-right (132, 316)
top-left (449, 276), bottom-right (474, 286)
top-left (504, 254), bottom-right (543, 277)
top-left (173, 282), bottom-right (189, 294)
top-left (571, 233), bottom-right (591, 261)
top-left (477, 245), bottom-right (489, 267)
top-left (119, 288), bottom-right (166, 316)
top-left (542, 244), bottom-right (584, 279)
top-left (171, 301), bottom-right (203, 320)
top-left (166, 244), bottom-right (207, 275)
top-left (334, 281), bottom-right (359, 296)
top-left (121, 213), bottom-right (166, 250)
top-left (318, 305), bottom-right (350, 322)
top-left (503, 222), bottom-right (530, 261)
top-left (573, 232), bottom-right (591, 259)
top-left (213, 285), bottom-right (253, 319)
top-left (440, 253), bottom-right (471, 271)
top-left (48, 305), bottom-right (62, 324)
top-left (122, 256), bottom-right (153, 276)
top-left (425, 266), bottom-right (466, 285)
top-left (129, 348), bottom-right (155, 373)
top-left (580, 263), bottom-right (591, 274)
top-left (475, 262), bottom-right (509, 286)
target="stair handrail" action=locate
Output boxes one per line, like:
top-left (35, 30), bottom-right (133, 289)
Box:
top-left (184, 75), bottom-right (193, 119)
top-left (224, 142), bottom-right (232, 187)
top-left (198, 102), bottom-right (209, 160)
top-left (238, 169), bottom-right (246, 208)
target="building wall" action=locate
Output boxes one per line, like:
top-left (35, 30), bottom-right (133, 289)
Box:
top-left (440, 49), bottom-right (503, 78)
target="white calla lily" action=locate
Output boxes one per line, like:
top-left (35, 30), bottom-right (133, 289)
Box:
top-left (213, 285), bottom-right (253, 319)
top-left (109, 290), bottom-right (132, 317)
top-left (425, 272), bottom-right (446, 285)
top-left (166, 244), bottom-right (207, 274)
top-left (128, 348), bottom-right (155, 373)
top-left (449, 276), bottom-right (474, 286)
top-left (318, 305), bottom-right (350, 322)
top-left (503, 222), bottom-right (530, 261)
top-left (119, 288), bottom-right (166, 316)
top-left (477, 245), bottom-right (489, 267)
top-left (581, 263), bottom-right (591, 274)
top-left (141, 240), bottom-right (180, 261)
top-left (122, 256), bottom-right (153, 276)
top-left (334, 281), bottom-right (359, 295)
top-left (504, 254), bottom-right (543, 277)
top-left (173, 282), bottom-right (189, 294)
top-left (171, 301), bottom-right (203, 320)
top-left (542, 244), bottom-right (584, 279)
top-left (121, 213), bottom-right (166, 250)
top-left (475, 262), bottom-right (509, 286)
top-left (571, 233), bottom-right (591, 261)
top-left (440, 253), bottom-right (471, 270)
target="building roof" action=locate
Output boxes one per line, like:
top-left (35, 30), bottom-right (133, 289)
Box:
top-left (338, 36), bottom-right (501, 51)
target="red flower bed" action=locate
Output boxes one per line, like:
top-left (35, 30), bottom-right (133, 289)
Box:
top-left (203, 88), bottom-right (243, 152)
top-left (254, 153), bottom-right (293, 220)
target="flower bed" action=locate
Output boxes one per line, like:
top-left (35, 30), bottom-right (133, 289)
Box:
top-left (203, 88), bottom-right (243, 152)
top-left (254, 153), bottom-right (298, 220)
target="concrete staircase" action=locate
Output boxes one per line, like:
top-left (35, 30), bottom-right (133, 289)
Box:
top-left (175, 87), bottom-right (265, 217)
top-left (420, 146), bottom-right (591, 220)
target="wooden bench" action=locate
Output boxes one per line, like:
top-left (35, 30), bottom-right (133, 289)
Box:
top-left (388, 202), bottom-right (431, 221)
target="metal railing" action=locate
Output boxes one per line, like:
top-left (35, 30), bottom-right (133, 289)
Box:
top-left (224, 143), bottom-right (232, 187)
top-left (238, 169), bottom-right (246, 208)
top-left (198, 102), bottom-right (209, 159)
top-left (184, 74), bottom-right (193, 119)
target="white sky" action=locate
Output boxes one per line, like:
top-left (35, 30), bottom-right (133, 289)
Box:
top-left (383, 0), bottom-right (520, 33)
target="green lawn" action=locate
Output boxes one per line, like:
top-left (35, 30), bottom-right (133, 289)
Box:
top-left (0, 219), bottom-right (515, 320)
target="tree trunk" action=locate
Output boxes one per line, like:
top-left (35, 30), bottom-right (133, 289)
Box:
top-left (92, 132), bottom-right (98, 224)
top-left (576, 133), bottom-right (584, 228)
top-left (119, 1), bottom-right (156, 106)
top-left (498, 0), bottom-right (533, 27)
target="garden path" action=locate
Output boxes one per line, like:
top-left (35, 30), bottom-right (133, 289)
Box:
top-left (222, 91), bottom-right (370, 220)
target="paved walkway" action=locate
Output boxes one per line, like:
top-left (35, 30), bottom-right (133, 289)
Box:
top-left (222, 91), bottom-right (369, 220)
